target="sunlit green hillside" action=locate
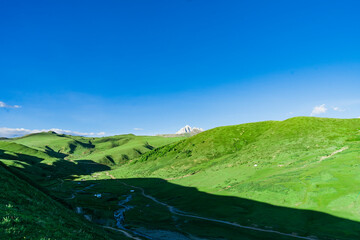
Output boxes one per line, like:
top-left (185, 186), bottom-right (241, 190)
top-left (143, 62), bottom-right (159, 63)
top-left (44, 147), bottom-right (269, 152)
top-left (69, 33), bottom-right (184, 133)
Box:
top-left (2, 117), bottom-right (360, 239)
top-left (99, 117), bottom-right (360, 238)
top-left (12, 132), bottom-right (184, 165)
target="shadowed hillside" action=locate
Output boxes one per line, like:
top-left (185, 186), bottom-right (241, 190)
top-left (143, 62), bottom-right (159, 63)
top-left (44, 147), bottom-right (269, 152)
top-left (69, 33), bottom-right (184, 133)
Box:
top-left (108, 117), bottom-right (360, 225)
top-left (2, 117), bottom-right (360, 239)
top-left (77, 177), bottom-right (360, 240)
top-left (0, 162), bottom-right (124, 240)
top-left (3, 152), bottom-right (360, 239)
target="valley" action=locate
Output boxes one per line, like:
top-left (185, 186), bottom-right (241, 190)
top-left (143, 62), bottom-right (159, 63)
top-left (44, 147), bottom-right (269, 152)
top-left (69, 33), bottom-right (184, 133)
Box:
top-left (1, 117), bottom-right (360, 239)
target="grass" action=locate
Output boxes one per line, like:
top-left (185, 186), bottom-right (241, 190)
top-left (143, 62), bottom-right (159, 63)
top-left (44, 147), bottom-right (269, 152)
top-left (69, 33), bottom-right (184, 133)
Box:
top-left (11, 132), bottom-right (184, 165)
top-left (0, 132), bottom-right (184, 239)
top-left (0, 163), bottom-right (120, 240)
top-left (2, 116), bottom-right (360, 239)
top-left (101, 117), bottom-right (360, 238)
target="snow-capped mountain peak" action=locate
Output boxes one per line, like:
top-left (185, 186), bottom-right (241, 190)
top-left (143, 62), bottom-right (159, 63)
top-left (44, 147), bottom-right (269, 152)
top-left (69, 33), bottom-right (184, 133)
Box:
top-left (176, 125), bottom-right (204, 134)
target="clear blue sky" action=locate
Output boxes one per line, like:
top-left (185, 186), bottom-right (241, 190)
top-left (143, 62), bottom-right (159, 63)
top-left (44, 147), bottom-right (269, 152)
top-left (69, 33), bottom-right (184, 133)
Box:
top-left (1, 0), bottom-right (360, 137)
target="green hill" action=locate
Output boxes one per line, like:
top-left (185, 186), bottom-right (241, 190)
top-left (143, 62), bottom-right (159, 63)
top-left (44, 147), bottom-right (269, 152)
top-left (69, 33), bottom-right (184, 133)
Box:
top-left (0, 132), bottom-right (187, 239)
top-left (11, 132), bottom-right (184, 165)
top-left (98, 117), bottom-right (360, 238)
top-left (3, 117), bottom-right (360, 239)
top-left (0, 162), bottom-right (120, 240)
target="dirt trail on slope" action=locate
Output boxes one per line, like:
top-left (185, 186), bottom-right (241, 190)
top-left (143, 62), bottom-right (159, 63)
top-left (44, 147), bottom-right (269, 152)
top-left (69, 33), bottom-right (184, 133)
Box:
top-left (299, 146), bottom-right (349, 170)
top-left (106, 172), bottom-right (116, 179)
top-left (103, 226), bottom-right (142, 240)
top-left (65, 193), bottom-right (75, 200)
top-left (165, 172), bottom-right (197, 181)
top-left (320, 146), bottom-right (348, 161)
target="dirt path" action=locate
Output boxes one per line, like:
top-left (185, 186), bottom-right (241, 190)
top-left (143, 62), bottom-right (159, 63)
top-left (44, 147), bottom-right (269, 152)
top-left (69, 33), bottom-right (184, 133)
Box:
top-left (64, 183), bottom-right (98, 200)
top-left (106, 172), bottom-right (116, 179)
top-left (103, 226), bottom-right (143, 240)
top-left (299, 146), bottom-right (349, 170)
top-left (118, 182), bottom-right (315, 240)
top-left (320, 146), bottom-right (348, 161)
top-left (165, 172), bottom-right (196, 181)
top-left (65, 193), bottom-right (75, 200)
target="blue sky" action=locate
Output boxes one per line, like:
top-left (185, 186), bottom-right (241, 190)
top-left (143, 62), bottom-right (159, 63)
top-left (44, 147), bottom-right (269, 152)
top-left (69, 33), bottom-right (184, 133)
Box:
top-left (1, 0), bottom-right (360, 137)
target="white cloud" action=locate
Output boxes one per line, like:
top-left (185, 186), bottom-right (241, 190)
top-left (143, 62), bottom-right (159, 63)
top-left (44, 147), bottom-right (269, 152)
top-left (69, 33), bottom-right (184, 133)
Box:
top-left (133, 128), bottom-right (143, 131)
top-left (0, 127), bottom-right (106, 138)
top-left (0, 101), bottom-right (21, 109)
top-left (311, 104), bottom-right (327, 116)
top-left (333, 107), bottom-right (345, 112)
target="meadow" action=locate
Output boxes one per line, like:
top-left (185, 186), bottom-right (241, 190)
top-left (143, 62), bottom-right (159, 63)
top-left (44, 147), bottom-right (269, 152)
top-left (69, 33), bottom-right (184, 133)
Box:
top-left (1, 117), bottom-right (360, 239)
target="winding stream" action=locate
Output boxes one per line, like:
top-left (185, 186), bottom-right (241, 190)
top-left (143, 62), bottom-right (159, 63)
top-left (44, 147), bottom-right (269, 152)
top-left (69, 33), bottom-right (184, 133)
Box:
top-left (114, 195), bottom-right (133, 228)
top-left (113, 194), bottom-right (153, 239)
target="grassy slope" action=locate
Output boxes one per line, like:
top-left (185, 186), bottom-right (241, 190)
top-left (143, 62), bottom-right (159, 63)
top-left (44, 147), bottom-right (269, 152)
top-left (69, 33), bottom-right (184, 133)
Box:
top-left (0, 163), bottom-right (117, 240)
top-left (108, 117), bottom-right (360, 223)
top-left (0, 141), bottom-right (62, 182)
top-left (4, 117), bottom-right (360, 239)
top-left (0, 133), bottom-right (185, 239)
top-left (0, 140), bottom-right (111, 183)
top-left (12, 132), bottom-right (184, 165)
